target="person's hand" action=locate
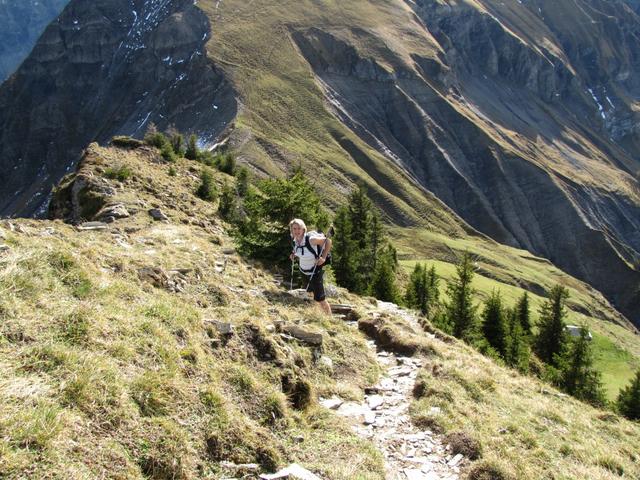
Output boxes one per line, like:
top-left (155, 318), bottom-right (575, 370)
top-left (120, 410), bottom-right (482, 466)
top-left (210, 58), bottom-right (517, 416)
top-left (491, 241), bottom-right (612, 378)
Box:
top-left (290, 252), bottom-right (295, 261)
top-left (316, 257), bottom-right (326, 266)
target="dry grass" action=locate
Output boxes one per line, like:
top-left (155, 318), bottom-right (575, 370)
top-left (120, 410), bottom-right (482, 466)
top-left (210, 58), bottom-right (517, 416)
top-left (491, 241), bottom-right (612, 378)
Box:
top-left (0, 146), bottom-right (386, 479)
top-left (409, 337), bottom-right (640, 479)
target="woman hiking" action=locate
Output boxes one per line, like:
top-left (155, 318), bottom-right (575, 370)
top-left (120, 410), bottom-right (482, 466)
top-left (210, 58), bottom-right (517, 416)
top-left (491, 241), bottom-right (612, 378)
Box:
top-left (289, 218), bottom-right (332, 315)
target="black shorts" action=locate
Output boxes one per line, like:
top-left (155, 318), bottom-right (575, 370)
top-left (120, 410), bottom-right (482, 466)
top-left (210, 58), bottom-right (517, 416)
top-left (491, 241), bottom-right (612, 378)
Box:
top-left (305, 269), bottom-right (326, 302)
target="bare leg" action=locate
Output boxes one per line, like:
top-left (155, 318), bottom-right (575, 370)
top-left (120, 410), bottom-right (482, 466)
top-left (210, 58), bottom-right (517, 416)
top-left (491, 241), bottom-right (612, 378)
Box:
top-left (317, 299), bottom-right (331, 315)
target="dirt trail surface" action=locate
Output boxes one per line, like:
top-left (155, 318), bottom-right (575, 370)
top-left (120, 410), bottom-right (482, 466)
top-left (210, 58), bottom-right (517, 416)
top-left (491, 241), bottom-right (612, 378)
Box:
top-left (323, 302), bottom-right (462, 480)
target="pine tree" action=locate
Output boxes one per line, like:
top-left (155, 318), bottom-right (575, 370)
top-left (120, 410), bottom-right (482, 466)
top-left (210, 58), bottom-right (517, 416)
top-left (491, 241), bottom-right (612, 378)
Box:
top-left (236, 166), bottom-right (249, 196)
top-left (516, 291), bottom-right (532, 335)
top-left (332, 184), bottom-right (393, 297)
top-left (427, 265), bottom-right (440, 306)
top-left (560, 327), bottom-right (606, 406)
top-left (185, 134), bottom-right (199, 160)
top-left (505, 307), bottom-right (530, 371)
top-left (534, 285), bottom-right (569, 367)
top-left (332, 207), bottom-right (358, 292)
top-left (481, 291), bottom-right (508, 358)
top-left (235, 171), bottom-right (323, 267)
top-left (370, 251), bottom-right (400, 303)
top-left (196, 168), bottom-right (217, 201)
top-left (617, 370), bottom-right (640, 420)
top-left (405, 263), bottom-right (426, 310)
top-left (446, 252), bottom-right (478, 340)
top-left (406, 263), bottom-right (440, 316)
top-left (218, 182), bottom-right (238, 221)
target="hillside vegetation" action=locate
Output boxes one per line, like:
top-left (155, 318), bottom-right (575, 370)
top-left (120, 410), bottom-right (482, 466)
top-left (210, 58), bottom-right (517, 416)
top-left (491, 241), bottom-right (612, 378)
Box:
top-left (1, 142), bottom-right (639, 479)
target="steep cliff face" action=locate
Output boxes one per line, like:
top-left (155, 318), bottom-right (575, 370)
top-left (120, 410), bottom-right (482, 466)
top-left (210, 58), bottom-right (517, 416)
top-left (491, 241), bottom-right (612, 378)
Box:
top-left (290, 1), bottom-right (640, 324)
top-left (0, 0), bottom-right (236, 217)
top-left (0, 0), bottom-right (70, 82)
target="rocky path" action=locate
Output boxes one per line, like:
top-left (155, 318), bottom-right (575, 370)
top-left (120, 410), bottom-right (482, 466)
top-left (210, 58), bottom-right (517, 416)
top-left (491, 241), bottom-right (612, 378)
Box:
top-left (322, 302), bottom-right (462, 480)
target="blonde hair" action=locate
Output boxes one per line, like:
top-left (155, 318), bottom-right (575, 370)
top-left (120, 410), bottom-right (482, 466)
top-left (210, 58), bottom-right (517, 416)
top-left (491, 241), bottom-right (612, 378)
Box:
top-left (289, 218), bottom-right (307, 236)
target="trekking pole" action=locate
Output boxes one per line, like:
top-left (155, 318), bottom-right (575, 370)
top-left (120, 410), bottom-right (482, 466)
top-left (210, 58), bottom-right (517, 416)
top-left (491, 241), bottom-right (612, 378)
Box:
top-left (290, 254), bottom-right (295, 290)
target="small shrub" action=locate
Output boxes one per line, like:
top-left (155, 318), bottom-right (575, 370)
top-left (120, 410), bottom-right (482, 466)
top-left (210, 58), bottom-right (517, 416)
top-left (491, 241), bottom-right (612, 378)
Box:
top-left (445, 431), bottom-right (482, 460)
top-left (185, 134), bottom-right (199, 160)
top-left (236, 166), bottom-right (249, 196)
top-left (216, 151), bottom-right (236, 175)
top-left (196, 168), bottom-right (217, 201)
top-left (467, 459), bottom-right (514, 480)
top-left (144, 127), bottom-right (169, 149)
top-left (111, 135), bottom-right (144, 149)
top-left (160, 143), bottom-right (177, 163)
top-left (170, 132), bottom-right (185, 156)
top-left (104, 164), bottom-right (133, 182)
top-left (168, 166), bottom-right (177, 177)
top-left (218, 182), bottom-right (238, 221)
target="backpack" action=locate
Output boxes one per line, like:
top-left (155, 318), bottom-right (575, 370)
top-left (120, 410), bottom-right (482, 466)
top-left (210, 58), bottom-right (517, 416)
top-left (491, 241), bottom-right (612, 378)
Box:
top-left (294, 231), bottom-right (332, 266)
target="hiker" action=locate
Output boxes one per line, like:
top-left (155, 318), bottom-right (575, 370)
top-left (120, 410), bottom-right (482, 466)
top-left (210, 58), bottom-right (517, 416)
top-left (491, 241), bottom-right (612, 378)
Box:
top-left (289, 218), bottom-right (332, 315)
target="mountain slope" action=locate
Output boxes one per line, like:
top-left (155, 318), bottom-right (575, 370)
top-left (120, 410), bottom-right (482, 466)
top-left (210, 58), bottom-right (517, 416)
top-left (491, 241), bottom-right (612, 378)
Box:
top-left (0, 0), bottom-right (70, 82)
top-left (0, 0), bottom-right (236, 217)
top-left (0, 0), bottom-right (638, 327)
top-left (1, 142), bottom-right (639, 479)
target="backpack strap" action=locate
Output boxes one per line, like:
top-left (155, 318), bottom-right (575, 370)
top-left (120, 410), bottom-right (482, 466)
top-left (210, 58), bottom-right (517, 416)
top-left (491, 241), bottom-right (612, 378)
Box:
top-left (304, 234), bottom-right (322, 259)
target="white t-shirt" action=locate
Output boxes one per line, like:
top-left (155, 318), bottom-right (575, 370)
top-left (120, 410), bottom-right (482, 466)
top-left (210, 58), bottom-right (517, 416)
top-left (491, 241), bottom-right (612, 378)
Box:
top-left (293, 232), bottom-right (324, 274)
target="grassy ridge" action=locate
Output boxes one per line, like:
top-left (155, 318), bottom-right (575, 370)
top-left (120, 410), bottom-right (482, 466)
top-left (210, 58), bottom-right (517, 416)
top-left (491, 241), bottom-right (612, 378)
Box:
top-left (1, 143), bottom-right (639, 479)
top-left (0, 146), bottom-right (386, 479)
top-left (410, 334), bottom-right (640, 479)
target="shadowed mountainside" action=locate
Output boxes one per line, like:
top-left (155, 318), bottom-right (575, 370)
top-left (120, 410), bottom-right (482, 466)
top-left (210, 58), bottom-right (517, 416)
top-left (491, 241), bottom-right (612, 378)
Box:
top-left (288, 0), bottom-right (640, 325)
top-left (0, 0), bottom-right (70, 82)
top-left (0, 0), bottom-right (236, 217)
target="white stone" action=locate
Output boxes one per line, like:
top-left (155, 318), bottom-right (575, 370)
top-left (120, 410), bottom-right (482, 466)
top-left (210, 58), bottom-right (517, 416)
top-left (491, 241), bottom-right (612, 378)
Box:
top-left (363, 412), bottom-right (376, 425)
top-left (319, 397), bottom-right (343, 410)
top-left (448, 454), bottom-right (463, 467)
top-left (367, 394), bottom-right (384, 410)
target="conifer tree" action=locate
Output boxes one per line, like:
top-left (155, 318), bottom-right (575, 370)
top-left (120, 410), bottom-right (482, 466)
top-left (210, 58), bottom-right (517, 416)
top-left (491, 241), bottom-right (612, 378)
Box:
top-left (534, 285), bottom-right (569, 367)
top-left (196, 168), bottom-right (217, 201)
top-left (185, 134), bottom-right (198, 160)
top-left (406, 263), bottom-right (426, 310)
top-left (516, 291), bottom-right (532, 335)
top-left (406, 263), bottom-right (440, 316)
top-left (427, 265), bottom-right (440, 305)
top-left (446, 252), bottom-right (478, 340)
top-left (235, 171), bottom-right (322, 267)
top-left (481, 291), bottom-right (508, 358)
top-left (370, 249), bottom-right (400, 303)
top-left (560, 327), bottom-right (606, 406)
top-left (332, 184), bottom-right (393, 297)
top-left (332, 207), bottom-right (358, 292)
top-left (236, 166), bottom-right (249, 197)
top-left (218, 182), bottom-right (237, 221)
top-left (505, 307), bottom-right (530, 371)
top-left (617, 370), bottom-right (640, 420)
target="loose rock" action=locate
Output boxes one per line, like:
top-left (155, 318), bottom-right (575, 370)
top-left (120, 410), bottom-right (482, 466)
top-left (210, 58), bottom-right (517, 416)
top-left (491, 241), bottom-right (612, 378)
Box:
top-left (148, 208), bottom-right (169, 221)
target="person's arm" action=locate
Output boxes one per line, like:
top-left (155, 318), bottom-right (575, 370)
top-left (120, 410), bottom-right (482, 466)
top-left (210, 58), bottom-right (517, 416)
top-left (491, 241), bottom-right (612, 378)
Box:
top-left (310, 236), bottom-right (332, 265)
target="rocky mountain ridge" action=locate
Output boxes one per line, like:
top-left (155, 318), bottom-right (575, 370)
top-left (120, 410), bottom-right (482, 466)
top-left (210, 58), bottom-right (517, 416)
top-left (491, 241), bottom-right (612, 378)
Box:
top-left (0, 0), bottom-right (235, 217)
